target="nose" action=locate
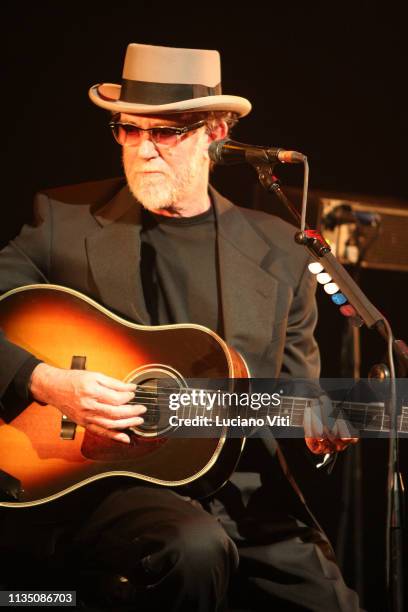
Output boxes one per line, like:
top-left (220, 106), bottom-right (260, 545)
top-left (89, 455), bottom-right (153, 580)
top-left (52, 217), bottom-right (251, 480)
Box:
top-left (137, 132), bottom-right (160, 159)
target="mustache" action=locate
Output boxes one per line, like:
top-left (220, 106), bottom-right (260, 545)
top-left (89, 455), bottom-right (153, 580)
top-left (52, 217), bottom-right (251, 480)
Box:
top-left (122, 153), bottom-right (167, 176)
top-left (133, 167), bottom-right (168, 175)
top-left (138, 171), bottom-right (166, 175)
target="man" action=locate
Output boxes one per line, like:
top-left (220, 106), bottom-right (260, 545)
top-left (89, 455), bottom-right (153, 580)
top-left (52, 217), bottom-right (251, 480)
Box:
top-left (0, 43), bottom-right (359, 610)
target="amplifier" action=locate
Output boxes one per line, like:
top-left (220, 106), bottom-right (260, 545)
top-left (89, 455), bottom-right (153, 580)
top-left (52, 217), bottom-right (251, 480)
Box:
top-left (252, 185), bottom-right (408, 272)
top-left (317, 194), bottom-right (408, 272)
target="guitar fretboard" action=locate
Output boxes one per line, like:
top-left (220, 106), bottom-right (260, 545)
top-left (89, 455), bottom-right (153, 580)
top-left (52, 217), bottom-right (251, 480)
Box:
top-left (135, 387), bottom-right (408, 434)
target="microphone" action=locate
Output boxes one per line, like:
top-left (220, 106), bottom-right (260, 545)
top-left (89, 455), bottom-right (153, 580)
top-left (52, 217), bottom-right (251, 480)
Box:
top-left (208, 138), bottom-right (306, 165)
top-left (323, 204), bottom-right (381, 230)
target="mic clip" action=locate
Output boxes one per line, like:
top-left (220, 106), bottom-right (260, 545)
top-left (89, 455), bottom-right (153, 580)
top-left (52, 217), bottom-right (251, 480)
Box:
top-left (250, 161), bottom-right (280, 191)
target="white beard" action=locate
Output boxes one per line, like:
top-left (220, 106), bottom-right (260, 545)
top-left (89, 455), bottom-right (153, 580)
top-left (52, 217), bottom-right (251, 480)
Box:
top-left (127, 172), bottom-right (177, 211)
top-left (123, 147), bottom-right (205, 213)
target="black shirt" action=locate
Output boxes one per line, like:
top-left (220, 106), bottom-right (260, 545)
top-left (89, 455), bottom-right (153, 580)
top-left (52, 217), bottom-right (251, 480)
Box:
top-left (140, 205), bottom-right (223, 335)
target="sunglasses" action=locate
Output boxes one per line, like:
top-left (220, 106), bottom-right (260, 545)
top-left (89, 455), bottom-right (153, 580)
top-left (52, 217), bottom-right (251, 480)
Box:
top-left (109, 119), bottom-right (206, 147)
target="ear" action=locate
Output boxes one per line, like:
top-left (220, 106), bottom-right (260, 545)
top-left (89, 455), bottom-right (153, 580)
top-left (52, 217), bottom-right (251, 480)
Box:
top-left (207, 120), bottom-right (229, 142)
top-left (202, 120), bottom-right (229, 161)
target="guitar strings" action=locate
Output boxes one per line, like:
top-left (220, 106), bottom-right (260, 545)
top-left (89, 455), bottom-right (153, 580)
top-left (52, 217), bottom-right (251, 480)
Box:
top-left (129, 396), bottom-right (388, 415)
top-left (119, 387), bottom-right (396, 428)
top-left (129, 390), bottom-right (391, 417)
top-left (129, 394), bottom-right (388, 413)
top-left (124, 400), bottom-right (390, 427)
top-left (129, 386), bottom-right (396, 410)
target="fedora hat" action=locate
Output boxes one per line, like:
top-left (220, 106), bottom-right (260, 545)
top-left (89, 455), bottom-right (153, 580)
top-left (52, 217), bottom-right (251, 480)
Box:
top-left (89, 43), bottom-right (251, 117)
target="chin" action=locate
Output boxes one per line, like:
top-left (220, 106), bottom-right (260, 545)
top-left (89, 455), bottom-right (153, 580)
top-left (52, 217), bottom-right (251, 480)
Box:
top-left (141, 199), bottom-right (173, 213)
top-left (129, 182), bottom-right (175, 212)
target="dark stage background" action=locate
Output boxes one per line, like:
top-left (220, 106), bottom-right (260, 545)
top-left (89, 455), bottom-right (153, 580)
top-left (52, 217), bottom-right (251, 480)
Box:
top-left (1, 2), bottom-right (406, 610)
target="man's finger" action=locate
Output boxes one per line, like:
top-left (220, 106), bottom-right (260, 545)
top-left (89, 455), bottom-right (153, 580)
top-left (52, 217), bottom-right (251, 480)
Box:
top-left (307, 399), bottom-right (336, 440)
top-left (88, 415), bottom-right (145, 430)
top-left (92, 388), bottom-right (136, 406)
top-left (91, 403), bottom-right (147, 419)
top-left (310, 397), bottom-right (340, 443)
top-left (303, 405), bottom-right (313, 438)
top-left (305, 437), bottom-right (336, 455)
top-left (86, 423), bottom-right (131, 444)
top-left (337, 416), bottom-right (359, 439)
top-left (96, 374), bottom-right (137, 392)
top-left (333, 437), bottom-right (359, 451)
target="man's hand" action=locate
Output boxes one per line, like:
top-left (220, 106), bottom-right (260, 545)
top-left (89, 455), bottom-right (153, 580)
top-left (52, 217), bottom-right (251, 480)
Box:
top-left (29, 363), bottom-right (145, 444)
top-left (303, 395), bottom-right (359, 454)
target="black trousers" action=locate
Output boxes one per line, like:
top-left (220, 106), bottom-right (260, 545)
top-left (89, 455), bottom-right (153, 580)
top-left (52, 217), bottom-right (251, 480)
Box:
top-left (0, 475), bottom-right (360, 612)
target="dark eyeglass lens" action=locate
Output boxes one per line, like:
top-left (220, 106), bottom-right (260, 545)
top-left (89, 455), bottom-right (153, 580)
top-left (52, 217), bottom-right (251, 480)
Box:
top-left (111, 123), bottom-right (181, 146)
top-left (121, 124), bottom-right (141, 144)
top-left (151, 128), bottom-right (179, 145)
top-left (111, 124), bottom-right (130, 145)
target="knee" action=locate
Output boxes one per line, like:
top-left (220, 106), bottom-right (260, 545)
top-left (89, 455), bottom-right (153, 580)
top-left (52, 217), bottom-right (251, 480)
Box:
top-left (142, 512), bottom-right (238, 582)
top-left (167, 514), bottom-right (239, 583)
top-left (154, 515), bottom-right (238, 596)
top-left (142, 515), bottom-right (238, 608)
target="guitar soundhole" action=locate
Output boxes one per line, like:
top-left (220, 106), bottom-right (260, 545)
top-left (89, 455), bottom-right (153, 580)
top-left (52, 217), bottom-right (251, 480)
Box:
top-left (126, 365), bottom-right (186, 438)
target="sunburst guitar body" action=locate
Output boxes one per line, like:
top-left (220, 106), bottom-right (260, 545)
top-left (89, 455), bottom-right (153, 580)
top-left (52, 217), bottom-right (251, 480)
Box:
top-left (0, 285), bottom-right (249, 506)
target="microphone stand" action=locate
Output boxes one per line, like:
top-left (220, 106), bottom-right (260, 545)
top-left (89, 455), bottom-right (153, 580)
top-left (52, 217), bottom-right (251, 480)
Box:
top-left (253, 162), bottom-right (406, 612)
top-left (336, 218), bottom-right (384, 604)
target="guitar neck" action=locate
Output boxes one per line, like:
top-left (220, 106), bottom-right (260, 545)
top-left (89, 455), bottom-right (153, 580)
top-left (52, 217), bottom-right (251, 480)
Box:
top-left (170, 392), bottom-right (408, 435)
top-left (277, 396), bottom-right (408, 434)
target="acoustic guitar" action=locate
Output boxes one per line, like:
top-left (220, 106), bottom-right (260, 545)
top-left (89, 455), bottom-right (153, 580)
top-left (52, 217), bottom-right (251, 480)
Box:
top-left (0, 285), bottom-right (406, 507)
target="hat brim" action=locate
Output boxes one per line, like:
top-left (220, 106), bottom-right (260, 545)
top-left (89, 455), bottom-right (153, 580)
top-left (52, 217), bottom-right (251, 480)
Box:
top-left (89, 83), bottom-right (252, 117)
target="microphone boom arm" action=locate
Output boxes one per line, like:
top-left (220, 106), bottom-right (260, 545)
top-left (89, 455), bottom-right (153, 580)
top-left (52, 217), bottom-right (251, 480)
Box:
top-left (252, 162), bottom-right (385, 329)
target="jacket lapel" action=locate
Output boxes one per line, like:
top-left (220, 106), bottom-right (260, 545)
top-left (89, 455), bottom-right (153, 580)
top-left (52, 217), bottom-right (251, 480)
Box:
top-left (85, 182), bottom-right (149, 324)
top-left (212, 188), bottom-right (281, 374)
